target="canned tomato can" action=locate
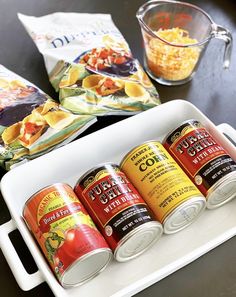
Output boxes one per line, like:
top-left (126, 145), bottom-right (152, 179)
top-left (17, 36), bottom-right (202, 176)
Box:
top-left (163, 120), bottom-right (236, 209)
top-left (74, 163), bottom-right (163, 262)
top-left (120, 141), bottom-right (206, 234)
top-left (23, 183), bottom-right (112, 287)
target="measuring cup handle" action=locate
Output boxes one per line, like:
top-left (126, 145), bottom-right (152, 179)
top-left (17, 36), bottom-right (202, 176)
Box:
top-left (212, 24), bottom-right (233, 69)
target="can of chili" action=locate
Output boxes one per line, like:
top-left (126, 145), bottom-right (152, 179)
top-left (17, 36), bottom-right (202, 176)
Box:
top-left (163, 119), bottom-right (236, 209)
top-left (120, 141), bottom-right (206, 234)
top-left (74, 163), bottom-right (163, 262)
top-left (22, 183), bottom-right (112, 288)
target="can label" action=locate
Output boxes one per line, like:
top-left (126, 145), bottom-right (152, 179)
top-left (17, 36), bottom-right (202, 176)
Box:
top-left (120, 141), bottom-right (203, 223)
top-left (74, 164), bottom-right (154, 251)
top-left (23, 183), bottom-right (109, 284)
top-left (164, 120), bottom-right (236, 195)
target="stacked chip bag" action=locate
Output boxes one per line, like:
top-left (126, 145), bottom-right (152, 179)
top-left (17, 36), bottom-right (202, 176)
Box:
top-left (18, 13), bottom-right (160, 116)
top-left (0, 65), bottom-right (96, 170)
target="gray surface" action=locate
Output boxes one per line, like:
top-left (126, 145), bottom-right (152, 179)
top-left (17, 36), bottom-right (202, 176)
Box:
top-left (0, 0), bottom-right (236, 296)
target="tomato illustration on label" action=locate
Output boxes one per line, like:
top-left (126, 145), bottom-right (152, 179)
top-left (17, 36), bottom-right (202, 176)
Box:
top-left (23, 183), bottom-right (111, 286)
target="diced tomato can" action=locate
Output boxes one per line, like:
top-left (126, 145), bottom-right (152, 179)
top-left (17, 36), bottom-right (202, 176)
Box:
top-left (120, 141), bottom-right (206, 234)
top-left (22, 183), bottom-right (112, 288)
top-left (163, 120), bottom-right (236, 209)
top-left (74, 163), bottom-right (163, 262)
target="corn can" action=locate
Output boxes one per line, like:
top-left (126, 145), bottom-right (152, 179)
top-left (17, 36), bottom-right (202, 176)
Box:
top-left (163, 120), bottom-right (236, 209)
top-left (74, 163), bottom-right (163, 262)
top-left (120, 141), bottom-right (206, 234)
top-left (23, 183), bottom-right (112, 287)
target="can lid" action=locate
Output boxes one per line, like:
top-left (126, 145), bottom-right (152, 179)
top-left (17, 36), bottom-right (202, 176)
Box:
top-left (163, 196), bottom-right (206, 234)
top-left (114, 221), bottom-right (163, 262)
top-left (206, 171), bottom-right (236, 209)
top-left (61, 248), bottom-right (112, 288)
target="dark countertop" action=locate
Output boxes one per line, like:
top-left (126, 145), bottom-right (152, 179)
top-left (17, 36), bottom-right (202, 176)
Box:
top-left (0, 0), bottom-right (236, 296)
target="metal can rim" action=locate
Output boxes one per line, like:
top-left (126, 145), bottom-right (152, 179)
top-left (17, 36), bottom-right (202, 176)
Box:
top-left (206, 171), bottom-right (236, 209)
top-left (60, 247), bottom-right (113, 288)
top-left (163, 195), bottom-right (206, 234)
top-left (113, 221), bottom-right (163, 262)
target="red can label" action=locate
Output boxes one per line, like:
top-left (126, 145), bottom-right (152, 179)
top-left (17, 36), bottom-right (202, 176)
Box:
top-left (74, 164), bottom-right (154, 251)
top-left (164, 120), bottom-right (236, 195)
top-left (23, 183), bottom-right (109, 284)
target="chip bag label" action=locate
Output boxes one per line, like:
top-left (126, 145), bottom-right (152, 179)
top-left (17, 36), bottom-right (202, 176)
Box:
top-left (0, 65), bottom-right (96, 170)
top-left (18, 13), bottom-right (160, 116)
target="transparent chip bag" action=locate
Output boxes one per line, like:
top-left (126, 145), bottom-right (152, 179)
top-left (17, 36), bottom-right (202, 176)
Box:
top-left (0, 65), bottom-right (96, 170)
top-left (18, 13), bottom-right (161, 116)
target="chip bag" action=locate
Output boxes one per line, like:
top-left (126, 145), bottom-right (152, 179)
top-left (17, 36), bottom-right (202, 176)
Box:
top-left (0, 65), bottom-right (96, 170)
top-left (18, 13), bottom-right (160, 116)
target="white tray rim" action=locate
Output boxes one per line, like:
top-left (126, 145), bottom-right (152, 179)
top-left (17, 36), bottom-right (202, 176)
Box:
top-left (1, 99), bottom-right (236, 297)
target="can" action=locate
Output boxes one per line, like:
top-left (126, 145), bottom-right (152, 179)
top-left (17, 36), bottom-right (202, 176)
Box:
top-left (120, 141), bottom-right (206, 234)
top-left (74, 163), bottom-right (163, 262)
top-left (163, 120), bottom-right (236, 209)
top-left (23, 183), bottom-right (112, 287)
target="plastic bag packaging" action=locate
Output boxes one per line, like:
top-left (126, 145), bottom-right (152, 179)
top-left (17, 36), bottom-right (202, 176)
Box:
top-left (18, 13), bottom-right (161, 116)
top-left (0, 65), bottom-right (96, 170)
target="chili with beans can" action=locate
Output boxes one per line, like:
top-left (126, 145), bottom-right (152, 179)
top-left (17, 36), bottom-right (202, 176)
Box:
top-left (163, 120), bottom-right (236, 209)
top-left (120, 141), bottom-right (206, 234)
top-left (23, 183), bottom-right (112, 287)
top-left (74, 163), bottom-right (163, 262)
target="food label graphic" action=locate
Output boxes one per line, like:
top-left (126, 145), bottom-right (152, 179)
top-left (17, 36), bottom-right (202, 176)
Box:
top-left (0, 65), bottom-right (96, 170)
top-left (164, 120), bottom-right (236, 195)
top-left (23, 183), bottom-right (110, 285)
top-left (18, 13), bottom-right (160, 116)
top-left (120, 141), bottom-right (204, 223)
top-left (74, 164), bottom-right (155, 251)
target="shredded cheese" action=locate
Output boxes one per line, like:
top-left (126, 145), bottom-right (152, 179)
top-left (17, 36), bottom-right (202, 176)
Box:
top-left (146, 27), bottom-right (200, 81)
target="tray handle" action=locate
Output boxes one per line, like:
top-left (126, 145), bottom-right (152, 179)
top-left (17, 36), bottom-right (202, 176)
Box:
top-left (0, 219), bottom-right (44, 291)
top-left (217, 123), bottom-right (236, 146)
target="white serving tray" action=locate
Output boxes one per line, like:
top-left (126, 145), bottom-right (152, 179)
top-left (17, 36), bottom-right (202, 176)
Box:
top-left (0, 100), bottom-right (236, 297)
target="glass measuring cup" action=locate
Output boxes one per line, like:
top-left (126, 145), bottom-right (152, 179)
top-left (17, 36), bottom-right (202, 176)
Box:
top-left (136, 0), bottom-right (233, 86)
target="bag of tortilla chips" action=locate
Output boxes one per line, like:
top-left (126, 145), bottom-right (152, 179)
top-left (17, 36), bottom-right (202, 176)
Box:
top-left (18, 13), bottom-right (160, 116)
top-left (0, 65), bottom-right (96, 170)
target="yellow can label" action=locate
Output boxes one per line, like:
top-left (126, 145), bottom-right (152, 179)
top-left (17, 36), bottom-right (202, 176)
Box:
top-left (120, 141), bottom-right (203, 222)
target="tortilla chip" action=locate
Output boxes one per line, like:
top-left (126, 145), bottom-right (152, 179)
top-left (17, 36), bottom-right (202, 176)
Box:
top-left (59, 66), bottom-right (81, 88)
top-left (23, 112), bottom-right (47, 126)
top-left (125, 82), bottom-right (147, 97)
top-left (82, 74), bottom-right (102, 89)
top-left (43, 110), bottom-right (75, 130)
top-left (40, 100), bottom-right (59, 115)
top-left (82, 75), bottom-right (124, 96)
top-left (130, 69), bottom-right (153, 88)
top-left (18, 122), bottom-right (45, 147)
top-left (1, 122), bottom-right (22, 144)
